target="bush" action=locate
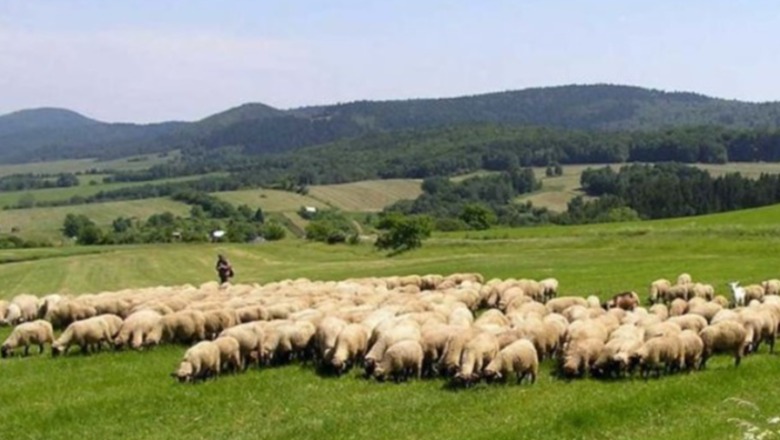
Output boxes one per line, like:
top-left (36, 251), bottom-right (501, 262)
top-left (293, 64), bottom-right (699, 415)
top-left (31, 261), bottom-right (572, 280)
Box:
top-left (260, 222), bottom-right (286, 241)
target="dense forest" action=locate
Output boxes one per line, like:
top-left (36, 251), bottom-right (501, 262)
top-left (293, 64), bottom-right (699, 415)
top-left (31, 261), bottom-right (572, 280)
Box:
top-left (3, 84), bottom-right (780, 163)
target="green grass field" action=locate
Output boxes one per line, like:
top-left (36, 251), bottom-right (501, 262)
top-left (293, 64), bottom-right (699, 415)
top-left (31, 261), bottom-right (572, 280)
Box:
top-left (0, 198), bottom-right (190, 242)
top-left (2, 204), bottom-right (780, 439)
top-left (0, 174), bottom-right (222, 209)
top-left (0, 152), bottom-right (178, 177)
top-left (306, 179), bottom-right (423, 212)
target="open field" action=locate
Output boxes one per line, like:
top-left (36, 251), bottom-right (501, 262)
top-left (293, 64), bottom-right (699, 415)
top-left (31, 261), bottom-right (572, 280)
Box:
top-left (0, 173), bottom-right (222, 208)
top-left (0, 152), bottom-right (178, 177)
top-left (2, 205), bottom-right (780, 439)
top-left (307, 179), bottom-right (423, 212)
top-left (0, 198), bottom-right (190, 242)
top-left (214, 189), bottom-right (328, 212)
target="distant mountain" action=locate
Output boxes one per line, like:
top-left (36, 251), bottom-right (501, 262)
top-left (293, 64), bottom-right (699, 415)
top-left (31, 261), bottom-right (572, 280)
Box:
top-left (3, 84), bottom-right (780, 163)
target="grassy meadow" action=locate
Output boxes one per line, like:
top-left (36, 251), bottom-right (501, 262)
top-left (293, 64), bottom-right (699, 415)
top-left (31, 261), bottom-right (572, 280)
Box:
top-left (2, 204), bottom-right (780, 439)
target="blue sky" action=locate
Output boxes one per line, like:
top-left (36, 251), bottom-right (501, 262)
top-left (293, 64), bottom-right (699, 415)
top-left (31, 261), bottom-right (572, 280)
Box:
top-left (1, 0), bottom-right (778, 122)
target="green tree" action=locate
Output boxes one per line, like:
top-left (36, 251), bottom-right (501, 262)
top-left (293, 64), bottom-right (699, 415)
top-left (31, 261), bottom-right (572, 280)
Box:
top-left (459, 204), bottom-right (496, 230)
top-left (375, 214), bottom-right (433, 254)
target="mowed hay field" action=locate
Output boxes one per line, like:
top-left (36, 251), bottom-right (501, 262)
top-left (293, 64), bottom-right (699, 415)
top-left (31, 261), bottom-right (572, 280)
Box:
top-left (0, 152), bottom-right (177, 177)
top-left (3, 206), bottom-right (780, 439)
top-left (0, 198), bottom-right (190, 242)
top-left (307, 179), bottom-right (423, 212)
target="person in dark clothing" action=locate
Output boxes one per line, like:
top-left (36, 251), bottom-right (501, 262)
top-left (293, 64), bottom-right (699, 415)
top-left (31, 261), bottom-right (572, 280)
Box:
top-left (216, 254), bottom-right (234, 284)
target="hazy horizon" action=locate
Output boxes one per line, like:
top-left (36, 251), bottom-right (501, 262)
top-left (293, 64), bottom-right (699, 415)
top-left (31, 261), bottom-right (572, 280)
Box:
top-left (2, 0), bottom-right (779, 123)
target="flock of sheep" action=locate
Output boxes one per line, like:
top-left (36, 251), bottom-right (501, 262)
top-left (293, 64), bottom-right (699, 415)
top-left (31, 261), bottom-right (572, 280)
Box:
top-left (1, 272), bottom-right (779, 386)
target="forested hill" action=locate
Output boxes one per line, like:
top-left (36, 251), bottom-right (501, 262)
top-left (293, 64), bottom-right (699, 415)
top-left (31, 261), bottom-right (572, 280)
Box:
top-left (2, 84), bottom-right (780, 163)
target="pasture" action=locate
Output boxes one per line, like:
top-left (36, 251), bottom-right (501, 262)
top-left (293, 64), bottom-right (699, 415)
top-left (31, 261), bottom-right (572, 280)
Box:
top-left (0, 152), bottom-right (177, 177)
top-left (2, 205), bottom-right (780, 439)
top-left (0, 198), bottom-right (190, 242)
top-left (306, 179), bottom-right (423, 212)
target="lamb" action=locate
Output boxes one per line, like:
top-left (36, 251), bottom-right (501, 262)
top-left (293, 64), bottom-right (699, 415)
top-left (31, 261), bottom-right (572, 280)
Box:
top-left (328, 324), bottom-right (369, 374)
top-left (51, 316), bottom-right (113, 356)
top-left (1, 320), bottom-right (54, 357)
top-left (483, 339), bottom-right (539, 384)
top-left (213, 336), bottom-right (243, 373)
top-left (171, 341), bottom-right (221, 383)
top-left (635, 336), bottom-right (683, 378)
top-left (678, 330), bottom-right (704, 371)
top-left (372, 340), bottom-right (424, 382)
top-left (699, 320), bottom-right (752, 368)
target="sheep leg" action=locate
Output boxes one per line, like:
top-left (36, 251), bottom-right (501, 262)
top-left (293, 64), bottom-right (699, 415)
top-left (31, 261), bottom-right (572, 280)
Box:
top-left (23, 345), bottom-right (30, 357)
top-left (38, 344), bottom-right (44, 354)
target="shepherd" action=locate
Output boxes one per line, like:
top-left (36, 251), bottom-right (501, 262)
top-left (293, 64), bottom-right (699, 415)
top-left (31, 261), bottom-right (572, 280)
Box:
top-left (216, 254), bottom-right (234, 284)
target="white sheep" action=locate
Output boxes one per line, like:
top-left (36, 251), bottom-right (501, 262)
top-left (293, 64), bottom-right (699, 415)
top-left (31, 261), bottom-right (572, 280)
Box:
top-left (172, 341), bottom-right (221, 383)
top-left (483, 339), bottom-right (538, 384)
top-left (1, 320), bottom-right (54, 357)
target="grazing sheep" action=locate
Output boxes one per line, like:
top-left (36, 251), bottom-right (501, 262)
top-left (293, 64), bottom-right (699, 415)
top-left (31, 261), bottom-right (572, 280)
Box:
top-left (688, 302), bottom-right (723, 323)
top-left (762, 279), bottom-right (780, 296)
top-left (483, 339), bottom-right (539, 384)
top-left (586, 295), bottom-right (601, 309)
top-left (114, 310), bottom-right (163, 350)
top-left (739, 309), bottom-right (777, 354)
top-left (743, 284), bottom-right (765, 303)
top-left (561, 338), bottom-right (604, 378)
top-left (236, 305), bottom-right (270, 323)
top-left (677, 273), bottom-right (692, 286)
top-left (99, 314), bottom-right (124, 338)
top-left (373, 340), bottom-right (424, 382)
top-left (438, 330), bottom-right (476, 377)
top-left (635, 336), bottom-right (683, 378)
top-left (454, 332), bottom-right (500, 386)
top-left (678, 330), bottom-right (704, 371)
top-left (669, 299), bottom-right (688, 317)
top-left (712, 295), bottom-right (730, 308)
top-left (546, 297), bottom-right (588, 314)
top-left (313, 316), bottom-right (348, 365)
top-left (203, 309), bottom-right (240, 339)
top-left (172, 341), bottom-right (221, 383)
top-left (52, 317), bottom-right (113, 356)
top-left (1, 320), bottom-right (54, 358)
top-left (539, 278), bottom-right (559, 301)
top-left (0, 300), bottom-right (10, 325)
top-left (649, 304), bottom-right (669, 320)
top-left (699, 321), bottom-right (751, 368)
top-left (328, 324), bottom-right (369, 374)
top-left (160, 310), bottom-right (207, 344)
top-left (690, 283), bottom-right (715, 301)
top-left (649, 279), bottom-right (672, 305)
top-left (44, 299), bottom-right (98, 329)
top-left (643, 322), bottom-right (682, 341)
top-left (666, 315), bottom-right (708, 334)
top-left (214, 336), bottom-right (243, 373)
top-left (10, 294), bottom-right (41, 324)
top-left (220, 323), bottom-right (265, 368)
top-left (592, 337), bottom-right (643, 378)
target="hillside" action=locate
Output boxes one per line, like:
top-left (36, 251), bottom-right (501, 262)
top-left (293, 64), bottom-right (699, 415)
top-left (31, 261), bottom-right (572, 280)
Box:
top-left (4, 84), bottom-right (780, 162)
